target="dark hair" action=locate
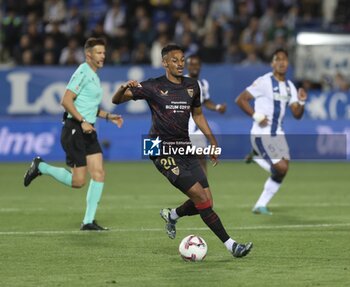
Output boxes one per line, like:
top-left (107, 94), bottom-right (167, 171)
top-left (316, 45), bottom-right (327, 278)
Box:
top-left (271, 48), bottom-right (288, 60)
top-left (161, 44), bottom-right (184, 58)
top-left (84, 37), bottom-right (106, 50)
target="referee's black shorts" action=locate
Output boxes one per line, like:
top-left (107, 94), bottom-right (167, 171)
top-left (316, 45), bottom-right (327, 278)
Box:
top-left (151, 154), bottom-right (209, 193)
top-left (60, 119), bottom-right (102, 167)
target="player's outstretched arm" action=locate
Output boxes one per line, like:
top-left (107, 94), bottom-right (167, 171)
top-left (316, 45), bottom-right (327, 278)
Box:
top-left (112, 80), bottom-right (139, 104)
top-left (192, 106), bottom-right (219, 166)
top-left (108, 114), bottom-right (124, 128)
top-left (97, 110), bottom-right (123, 128)
top-left (290, 88), bottom-right (307, 119)
top-left (203, 100), bottom-right (227, 114)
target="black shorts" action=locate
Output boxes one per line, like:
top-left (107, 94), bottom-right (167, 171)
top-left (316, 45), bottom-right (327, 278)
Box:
top-left (60, 119), bottom-right (102, 167)
top-left (152, 155), bottom-right (209, 193)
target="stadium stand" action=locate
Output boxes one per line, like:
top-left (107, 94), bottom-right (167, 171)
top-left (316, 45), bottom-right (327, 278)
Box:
top-left (1, 0), bottom-right (344, 67)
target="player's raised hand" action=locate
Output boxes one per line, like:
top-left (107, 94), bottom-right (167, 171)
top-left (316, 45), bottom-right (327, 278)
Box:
top-left (123, 80), bottom-right (140, 89)
top-left (297, 88), bottom-right (307, 102)
top-left (109, 114), bottom-right (124, 128)
top-left (216, 103), bottom-right (227, 114)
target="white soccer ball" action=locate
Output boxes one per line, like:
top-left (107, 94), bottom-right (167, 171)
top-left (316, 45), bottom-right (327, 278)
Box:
top-left (179, 235), bottom-right (208, 262)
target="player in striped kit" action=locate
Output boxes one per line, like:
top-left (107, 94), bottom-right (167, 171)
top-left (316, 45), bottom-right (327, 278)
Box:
top-left (186, 54), bottom-right (227, 173)
top-left (235, 48), bottom-right (307, 215)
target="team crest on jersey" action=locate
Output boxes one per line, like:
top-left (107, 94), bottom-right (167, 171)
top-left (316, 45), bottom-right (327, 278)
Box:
top-left (160, 89), bottom-right (169, 96)
top-left (171, 166), bottom-right (179, 175)
top-left (187, 88), bottom-right (194, 97)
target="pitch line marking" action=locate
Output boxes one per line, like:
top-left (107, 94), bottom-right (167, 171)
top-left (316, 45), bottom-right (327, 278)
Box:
top-left (2, 202), bottom-right (350, 213)
top-left (0, 223), bottom-right (349, 236)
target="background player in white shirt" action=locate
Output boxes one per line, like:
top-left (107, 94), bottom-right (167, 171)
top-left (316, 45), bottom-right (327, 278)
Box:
top-left (186, 54), bottom-right (227, 173)
top-left (235, 48), bottom-right (307, 215)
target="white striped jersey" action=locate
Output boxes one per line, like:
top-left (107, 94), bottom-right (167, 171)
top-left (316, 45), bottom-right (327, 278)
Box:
top-left (188, 78), bottom-right (211, 134)
top-left (246, 72), bottom-right (298, 135)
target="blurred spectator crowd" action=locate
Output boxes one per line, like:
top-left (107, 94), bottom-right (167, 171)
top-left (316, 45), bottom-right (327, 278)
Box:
top-left (0, 0), bottom-right (349, 67)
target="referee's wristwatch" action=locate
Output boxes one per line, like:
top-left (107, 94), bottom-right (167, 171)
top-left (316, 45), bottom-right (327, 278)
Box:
top-left (80, 118), bottom-right (87, 124)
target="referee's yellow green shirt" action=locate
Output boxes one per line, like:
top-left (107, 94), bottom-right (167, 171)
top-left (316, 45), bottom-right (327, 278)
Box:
top-left (66, 62), bottom-right (103, 124)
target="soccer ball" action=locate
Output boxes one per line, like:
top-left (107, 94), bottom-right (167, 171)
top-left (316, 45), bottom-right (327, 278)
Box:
top-left (179, 235), bottom-right (208, 262)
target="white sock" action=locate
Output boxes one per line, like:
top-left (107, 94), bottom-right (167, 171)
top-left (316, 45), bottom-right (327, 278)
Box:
top-left (224, 238), bottom-right (236, 251)
top-left (170, 208), bottom-right (179, 221)
top-left (253, 157), bottom-right (271, 173)
top-left (254, 177), bottom-right (281, 208)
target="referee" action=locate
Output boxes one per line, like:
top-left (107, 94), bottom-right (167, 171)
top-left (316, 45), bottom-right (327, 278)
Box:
top-left (24, 38), bottom-right (123, 231)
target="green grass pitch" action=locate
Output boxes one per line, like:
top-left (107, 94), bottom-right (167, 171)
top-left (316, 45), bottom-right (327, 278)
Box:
top-left (0, 161), bottom-right (349, 287)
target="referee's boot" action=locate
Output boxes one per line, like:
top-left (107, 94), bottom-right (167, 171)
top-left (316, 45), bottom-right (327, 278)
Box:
top-left (232, 242), bottom-right (253, 258)
top-left (80, 220), bottom-right (109, 231)
top-left (24, 156), bottom-right (43, 187)
top-left (160, 208), bottom-right (177, 239)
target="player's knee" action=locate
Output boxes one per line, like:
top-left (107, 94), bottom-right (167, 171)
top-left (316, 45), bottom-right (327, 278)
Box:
top-left (271, 166), bottom-right (287, 183)
top-left (272, 161), bottom-right (288, 177)
top-left (191, 191), bottom-right (208, 204)
top-left (279, 164), bottom-right (288, 176)
top-left (72, 178), bottom-right (86, 188)
top-left (186, 182), bottom-right (212, 205)
top-left (196, 189), bottom-right (212, 207)
top-left (91, 169), bottom-right (105, 182)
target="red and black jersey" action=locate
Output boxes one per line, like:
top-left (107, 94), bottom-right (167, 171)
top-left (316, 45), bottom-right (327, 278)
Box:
top-left (130, 75), bottom-right (201, 142)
